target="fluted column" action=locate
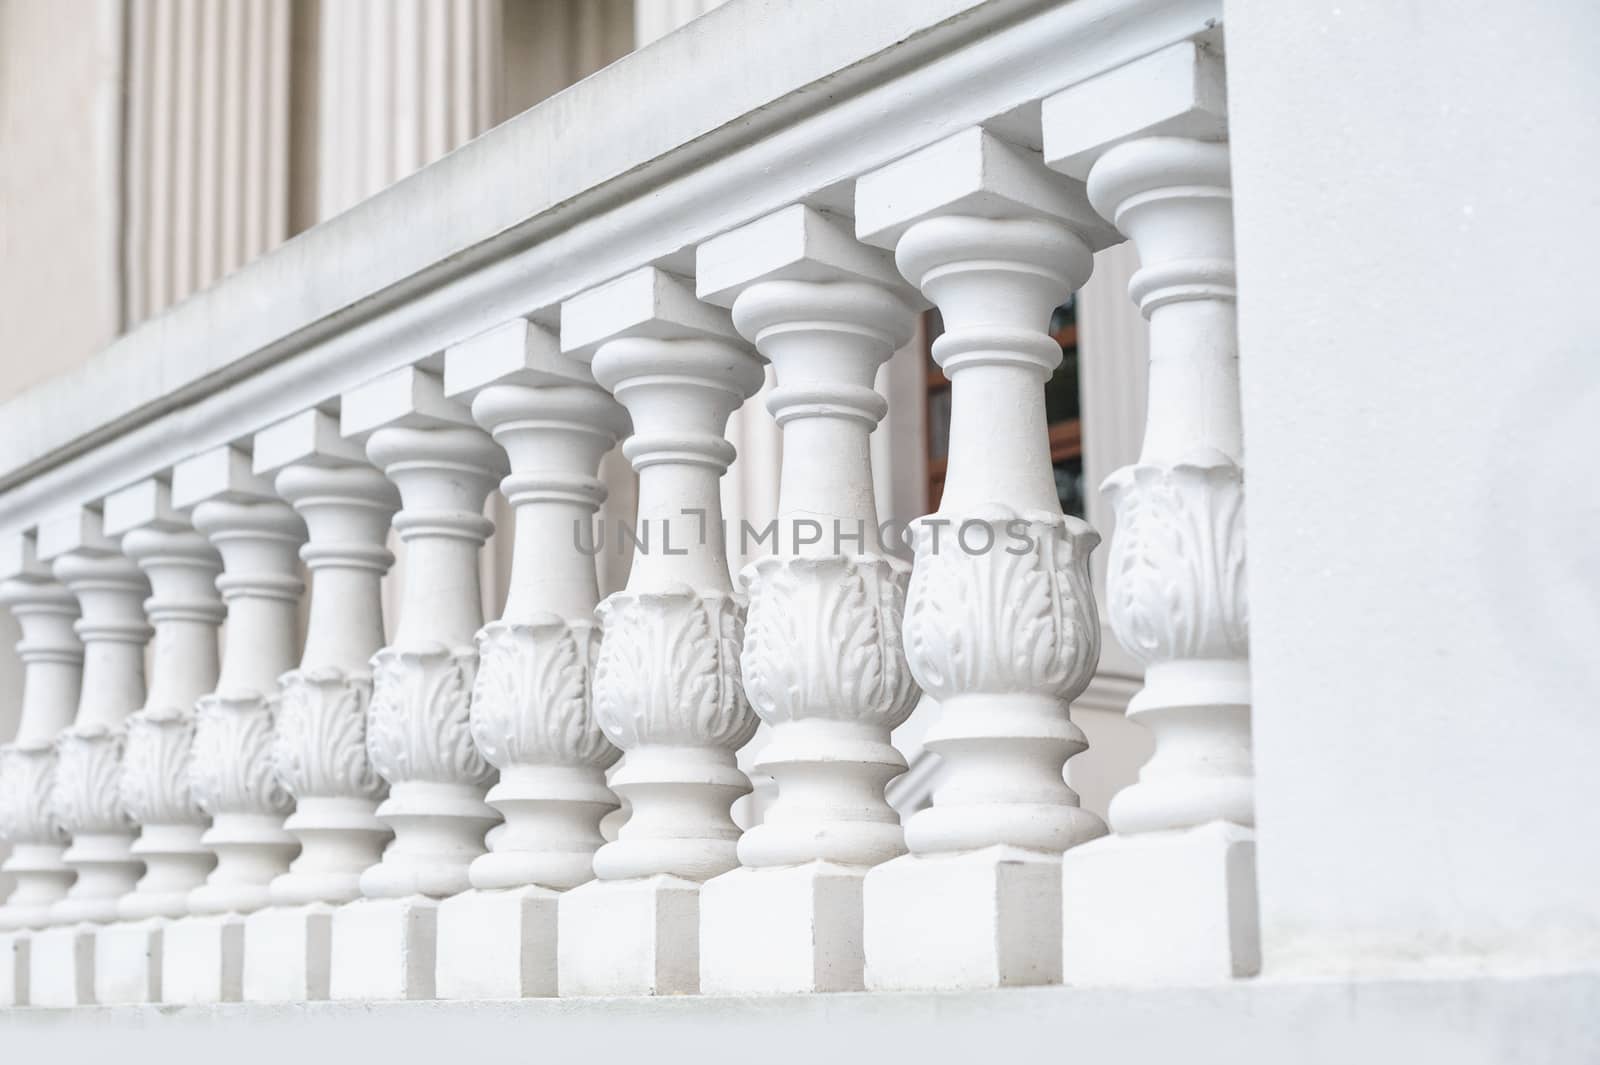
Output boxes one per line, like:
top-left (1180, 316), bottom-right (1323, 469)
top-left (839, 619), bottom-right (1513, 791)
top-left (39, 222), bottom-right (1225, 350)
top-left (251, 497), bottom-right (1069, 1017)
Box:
top-left (693, 205), bottom-right (921, 993)
top-left (0, 536), bottom-right (83, 932)
top-left (1043, 41), bottom-right (1256, 981)
top-left (329, 367), bottom-right (505, 1002)
top-left (853, 128), bottom-right (1111, 990)
top-left (557, 266), bottom-right (764, 997)
top-left (435, 333), bottom-right (630, 997)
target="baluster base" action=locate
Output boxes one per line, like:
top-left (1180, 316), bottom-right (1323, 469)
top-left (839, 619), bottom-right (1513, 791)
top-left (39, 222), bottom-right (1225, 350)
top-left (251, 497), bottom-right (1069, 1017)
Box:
top-left (700, 861), bottom-right (869, 994)
top-left (436, 886), bottom-right (559, 1000)
top-left (863, 846), bottom-right (1064, 990)
top-left (0, 930), bottom-right (27, 1005)
top-left (160, 913), bottom-right (244, 1003)
top-left (1062, 821), bottom-right (1259, 983)
top-left (557, 875), bottom-right (701, 997)
top-left (94, 916), bottom-right (163, 1003)
top-left (27, 922), bottom-right (95, 1006)
top-left (329, 896), bottom-right (438, 1001)
top-left (242, 903), bottom-right (334, 1002)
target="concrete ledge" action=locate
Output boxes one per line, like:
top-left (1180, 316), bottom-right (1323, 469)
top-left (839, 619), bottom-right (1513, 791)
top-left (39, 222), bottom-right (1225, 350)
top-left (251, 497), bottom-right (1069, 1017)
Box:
top-left (0, 971), bottom-right (1596, 1064)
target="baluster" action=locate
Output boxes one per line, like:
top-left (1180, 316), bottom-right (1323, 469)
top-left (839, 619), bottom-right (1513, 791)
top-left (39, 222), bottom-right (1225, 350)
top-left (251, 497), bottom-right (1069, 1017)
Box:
top-left (329, 367), bottom-right (505, 1002)
top-left (242, 408), bottom-right (399, 1001)
top-left (693, 205), bottom-right (921, 993)
top-left (93, 479), bottom-right (225, 1004)
top-left (434, 320), bottom-right (628, 999)
top-left (162, 445), bottom-right (306, 1004)
top-left (0, 533), bottom-right (83, 1007)
top-left (29, 507), bottom-right (151, 1006)
top-left (853, 128), bottom-right (1116, 990)
top-left (556, 266), bottom-right (764, 997)
top-left (1043, 42), bottom-right (1258, 981)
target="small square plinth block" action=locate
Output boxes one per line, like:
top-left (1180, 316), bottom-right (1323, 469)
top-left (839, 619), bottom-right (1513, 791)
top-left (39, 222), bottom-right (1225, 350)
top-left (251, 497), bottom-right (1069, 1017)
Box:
top-left (0, 930), bottom-right (30, 1006)
top-left (700, 862), bottom-right (869, 994)
top-left (436, 886), bottom-right (560, 1000)
top-left (243, 903), bottom-right (334, 1002)
top-left (863, 847), bottom-right (1063, 991)
top-left (29, 923), bottom-right (96, 1006)
top-left (161, 913), bottom-right (244, 1004)
top-left (557, 875), bottom-right (702, 997)
top-left (94, 917), bottom-right (163, 1004)
top-left (1061, 821), bottom-right (1260, 983)
top-left (329, 896), bottom-right (438, 1001)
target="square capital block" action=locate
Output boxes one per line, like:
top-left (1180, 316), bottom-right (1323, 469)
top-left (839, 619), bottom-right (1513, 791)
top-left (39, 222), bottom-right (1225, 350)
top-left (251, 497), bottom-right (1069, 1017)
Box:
top-left (700, 862), bottom-right (869, 995)
top-left (436, 886), bottom-right (561, 1000)
top-left (253, 409), bottom-right (368, 475)
top-left (160, 913), bottom-right (245, 1003)
top-left (28, 923), bottom-right (95, 1006)
top-left (0, 530), bottom-right (49, 581)
top-left (863, 848), bottom-right (1063, 991)
top-left (557, 875), bottom-right (702, 997)
top-left (1061, 822), bottom-right (1260, 984)
top-left (1043, 38), bottom-right (1228, 180)
top-left (855, 126), bottom-right (1116, 250)
top-left (443, 318), bottom-right (594, 399)
top-left (243, 903), bottom-right (334, 1002)
top-left (103, 478), bottom-right (186, 537)
top-left (340, 366), bottom-right (474, 439)
top-left (0, 930), bottom-right (29, 1006)
top-left (695, 205), bottom-right (912, 309)
top-left (94, 917), bottom-right (163, 1004)
top-left (560, 266), bottom-right (741, 362)
top-left (329, 896), bottom-right (438, 1001)
top-left (35, 506), bottom-right (116, 562)
top-left (171, 445), bottom-right (277, 509)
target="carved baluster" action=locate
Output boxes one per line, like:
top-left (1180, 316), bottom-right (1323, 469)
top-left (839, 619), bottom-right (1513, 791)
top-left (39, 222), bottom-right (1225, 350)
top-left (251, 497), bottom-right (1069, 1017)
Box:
top-left (0, 533), bottom-right (83, 1007)
top-left (693, 205), bottom-right (921, 993)
top-left (242, 409), bottom-right (399, 1002)
top-left (1044, 42), bottom-right (1258, 981)
top-left (434, 320), bottom-right (628, 999)
top-left (93, 479), bottom-right (224, 1004)
top-left (162, 445), bottom-right (306, 1004)
top-left (556, 267), bottom-right (764, 997)
top-left (328, 367), bottom-right (505, 1002)
top-left (853, 128), bottom-right (1115, 990)
top-left (28, 507), bottom-right (151, 1006)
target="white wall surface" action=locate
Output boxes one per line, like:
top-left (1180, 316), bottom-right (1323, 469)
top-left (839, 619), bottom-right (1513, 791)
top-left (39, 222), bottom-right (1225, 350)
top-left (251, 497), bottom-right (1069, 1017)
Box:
top-left (1227, 0), bottom-right (1600, 975)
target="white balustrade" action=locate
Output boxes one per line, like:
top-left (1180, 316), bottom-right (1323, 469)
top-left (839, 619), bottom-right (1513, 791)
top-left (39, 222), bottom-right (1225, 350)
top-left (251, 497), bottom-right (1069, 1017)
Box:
top-left (433, 320), bottom-right (629, 1000)
top-left (329, 367), bottom-right (506, 1001)
top-left (694, 205), bottom-right (921, 993)
top-left (1043, 42), bottom-right (1258, 982)
top-left (556, 267), bottom-right (764, 997)
top-left (162, 446), bottom-right (306, 1004)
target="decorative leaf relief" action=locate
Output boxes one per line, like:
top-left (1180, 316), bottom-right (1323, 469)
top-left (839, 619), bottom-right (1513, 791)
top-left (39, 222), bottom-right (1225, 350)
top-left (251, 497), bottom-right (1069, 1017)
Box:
top-left (903, 504), bottom-right (1101, 702)
top-left (592, 589), bottom-right (756, 750)
top-left (366, 643), bottom-right (492, 787)
top-left (741, 555), bottom-right (919, 730)
top-left (189, 691), bottom-right (293, 817)
top-left (50, 727), bottom-right (131, 835)
top-left (0, 744), bottom-right (64, 845)
top-left (275, 667), bottom-right (386, 801)
top-left (1104, 456), bottom-right (1248, 665)
top-left (119, 707), bottom-right (204, 825)
top-left (471, 617), bottom-right (618, 771)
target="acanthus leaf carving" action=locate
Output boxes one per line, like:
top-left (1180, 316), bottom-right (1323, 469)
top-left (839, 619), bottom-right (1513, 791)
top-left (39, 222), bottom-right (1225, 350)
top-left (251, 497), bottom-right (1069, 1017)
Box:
top-left (275, 666), bottom-right (387, 801)
top-left (366, 643), bottom-right (492, 787)
top-left (470, 615), bottom-right (618, 771)
top-left (0, 743), bottom-right (64, 845)
top-left (592, 587), bottom-right (755, 751)
top-left (189, 691), bottom-right (293, 817)
top-left (1103, 452), bottom-right (1248, 665)
top-left (50, 726), bottom-right (131, 835)
top-left (119, 706), bottom-right (205, 826)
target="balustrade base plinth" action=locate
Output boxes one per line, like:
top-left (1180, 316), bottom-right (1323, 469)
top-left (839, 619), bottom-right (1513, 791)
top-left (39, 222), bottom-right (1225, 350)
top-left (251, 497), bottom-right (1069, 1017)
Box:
top-left (242, 904), bottom-right (333, 1002)
top-left (700, 862), bottom-right (869, 994)
top-left (94, 918), bottom-right (163, 1004)
top-left (28, 922), bottom-right (95, 1006)
top-left (1061, 821), bottom-right (1259, 983)
top-left (329, 896), bottom-right (438, 1001)
top-left (161, 914), bottom-right (244, 1003)
top-left (0, 930), bottom-right (27, 1005)
top-left (436, 886), bottom-right (560, 1000)
top-left (864, 847), bottom-right (1065, 990)
top-left (557, 875), bottom-right (701, 997)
